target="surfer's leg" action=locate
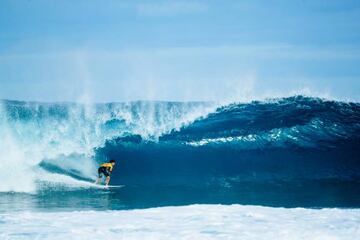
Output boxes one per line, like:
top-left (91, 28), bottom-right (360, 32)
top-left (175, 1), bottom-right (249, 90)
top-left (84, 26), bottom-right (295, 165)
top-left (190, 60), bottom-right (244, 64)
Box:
top-left (95, 168), bottom-right (103, 184)
top-left (95, 177), bottom-right (102, 184)
top-left (105, 176), bottom-right (110, 186)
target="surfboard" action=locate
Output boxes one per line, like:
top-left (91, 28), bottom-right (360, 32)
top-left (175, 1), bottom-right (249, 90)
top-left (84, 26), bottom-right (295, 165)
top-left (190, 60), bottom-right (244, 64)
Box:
top-left (104, 185), bottom-right (124, 188)
top-left (93, 184), bottom-right (125, 189)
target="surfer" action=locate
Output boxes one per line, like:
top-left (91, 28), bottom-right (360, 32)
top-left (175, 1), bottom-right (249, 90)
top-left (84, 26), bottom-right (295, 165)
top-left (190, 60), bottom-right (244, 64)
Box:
top-left (95, 159), bottom-right (116, 186)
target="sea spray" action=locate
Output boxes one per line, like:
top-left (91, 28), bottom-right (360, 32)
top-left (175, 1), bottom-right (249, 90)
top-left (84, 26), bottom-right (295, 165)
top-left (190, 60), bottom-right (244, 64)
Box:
top-left (0, 100), bottom-right (216, 192)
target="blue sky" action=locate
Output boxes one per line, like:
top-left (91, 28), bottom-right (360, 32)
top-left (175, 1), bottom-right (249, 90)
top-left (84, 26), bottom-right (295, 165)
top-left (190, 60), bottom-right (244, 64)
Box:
top-left (0, 0), bottom-right (359, 102)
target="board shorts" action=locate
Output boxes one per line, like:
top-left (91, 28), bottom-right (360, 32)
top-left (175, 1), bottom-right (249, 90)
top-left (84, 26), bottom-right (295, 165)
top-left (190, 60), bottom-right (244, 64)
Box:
top-left (98, 166), bottom-right (110, 178)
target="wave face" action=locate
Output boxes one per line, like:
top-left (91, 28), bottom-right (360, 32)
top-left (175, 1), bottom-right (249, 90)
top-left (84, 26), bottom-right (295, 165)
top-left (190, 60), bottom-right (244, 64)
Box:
top-left (0, 96), bottom-right (360, 208)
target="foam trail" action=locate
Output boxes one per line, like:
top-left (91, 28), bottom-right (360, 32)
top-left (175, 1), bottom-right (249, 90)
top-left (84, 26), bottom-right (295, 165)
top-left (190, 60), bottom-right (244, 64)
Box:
top-left (36, 169), bottom-right (104, 189)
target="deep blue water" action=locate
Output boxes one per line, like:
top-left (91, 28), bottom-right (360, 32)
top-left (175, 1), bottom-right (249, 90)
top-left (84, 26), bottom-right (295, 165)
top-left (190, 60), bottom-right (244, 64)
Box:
top-left (0, 96), bottom-right (359, 212)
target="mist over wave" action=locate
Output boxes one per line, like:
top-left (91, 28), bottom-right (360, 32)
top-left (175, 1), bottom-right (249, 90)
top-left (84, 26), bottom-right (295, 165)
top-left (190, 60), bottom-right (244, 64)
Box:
top-left (0, 95), bottom-right (359, 207)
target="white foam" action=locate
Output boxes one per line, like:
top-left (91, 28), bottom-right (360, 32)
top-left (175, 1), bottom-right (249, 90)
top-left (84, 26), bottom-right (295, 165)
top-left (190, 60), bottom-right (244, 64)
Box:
top-left (0, 128), bottom-right (36, 192)
top-left (0, 204), bottom-right (359, 240)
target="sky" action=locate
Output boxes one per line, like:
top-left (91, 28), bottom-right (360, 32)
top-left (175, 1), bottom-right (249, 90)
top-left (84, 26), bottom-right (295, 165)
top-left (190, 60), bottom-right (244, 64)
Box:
top-left (0, 0), bottom-right (359, 102)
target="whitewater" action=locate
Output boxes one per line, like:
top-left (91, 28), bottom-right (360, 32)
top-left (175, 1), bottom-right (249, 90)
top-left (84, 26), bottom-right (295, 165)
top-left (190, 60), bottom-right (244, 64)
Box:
top-left (0, 100), bottom-right (216, 192)
top-left (0, 205), bottom-right (359, 240)
top-left (0, 96), bottom-right (359, 239)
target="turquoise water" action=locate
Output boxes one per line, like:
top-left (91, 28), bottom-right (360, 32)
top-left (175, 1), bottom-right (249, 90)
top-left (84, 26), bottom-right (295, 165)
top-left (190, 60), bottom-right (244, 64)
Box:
top-left (1, 178), bottom-right (359, 213)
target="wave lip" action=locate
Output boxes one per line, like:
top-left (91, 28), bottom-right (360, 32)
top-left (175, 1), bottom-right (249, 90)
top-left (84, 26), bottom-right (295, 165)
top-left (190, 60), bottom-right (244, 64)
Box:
top-left (162, 96), bottom-right (360, 149)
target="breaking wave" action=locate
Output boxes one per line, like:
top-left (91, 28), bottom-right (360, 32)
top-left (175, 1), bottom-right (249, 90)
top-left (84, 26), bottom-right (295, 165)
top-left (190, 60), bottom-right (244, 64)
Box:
top-left (0, 96), bottom-right (359, 204)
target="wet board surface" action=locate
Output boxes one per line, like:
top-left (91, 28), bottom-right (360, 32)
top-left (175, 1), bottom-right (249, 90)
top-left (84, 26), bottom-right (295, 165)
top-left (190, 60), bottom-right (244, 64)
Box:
top-left (89, 182), bottom-right (125, 189)
top-left (97, 185), bottom-right (125, 189)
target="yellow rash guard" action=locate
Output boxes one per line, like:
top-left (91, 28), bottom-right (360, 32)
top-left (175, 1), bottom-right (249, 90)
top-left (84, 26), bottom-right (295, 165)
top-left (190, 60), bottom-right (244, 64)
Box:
top-left (100, 163), bottom-right (113, 172)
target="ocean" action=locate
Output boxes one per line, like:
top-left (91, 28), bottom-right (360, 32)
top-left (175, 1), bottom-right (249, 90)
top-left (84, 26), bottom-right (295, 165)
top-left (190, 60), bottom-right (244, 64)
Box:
top-left (0, 95), bottom-right (359, 239)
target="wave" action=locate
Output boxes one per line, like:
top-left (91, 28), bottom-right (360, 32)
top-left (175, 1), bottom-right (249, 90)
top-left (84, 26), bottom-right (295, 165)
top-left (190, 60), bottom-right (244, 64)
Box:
top-left (96, 96), bottom-right (360, 200)
top-left (0, 96), bottom-right (359, 198)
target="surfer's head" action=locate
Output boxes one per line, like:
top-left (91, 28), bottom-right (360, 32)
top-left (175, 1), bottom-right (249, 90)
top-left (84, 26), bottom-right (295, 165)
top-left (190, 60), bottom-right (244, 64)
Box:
top-left (110, 159), bottom-right (116, 165)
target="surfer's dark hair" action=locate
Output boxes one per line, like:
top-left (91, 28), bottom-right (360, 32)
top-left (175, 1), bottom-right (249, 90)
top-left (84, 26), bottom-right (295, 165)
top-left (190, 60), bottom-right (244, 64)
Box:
top-left (110, 159), bottom-right (116, 163)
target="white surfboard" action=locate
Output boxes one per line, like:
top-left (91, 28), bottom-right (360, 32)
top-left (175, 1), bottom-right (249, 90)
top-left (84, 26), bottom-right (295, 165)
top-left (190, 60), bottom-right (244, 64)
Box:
top-left (92, 184), bottom-right (125, 189)
top-left (104, 185), bottom-right (124, 188)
